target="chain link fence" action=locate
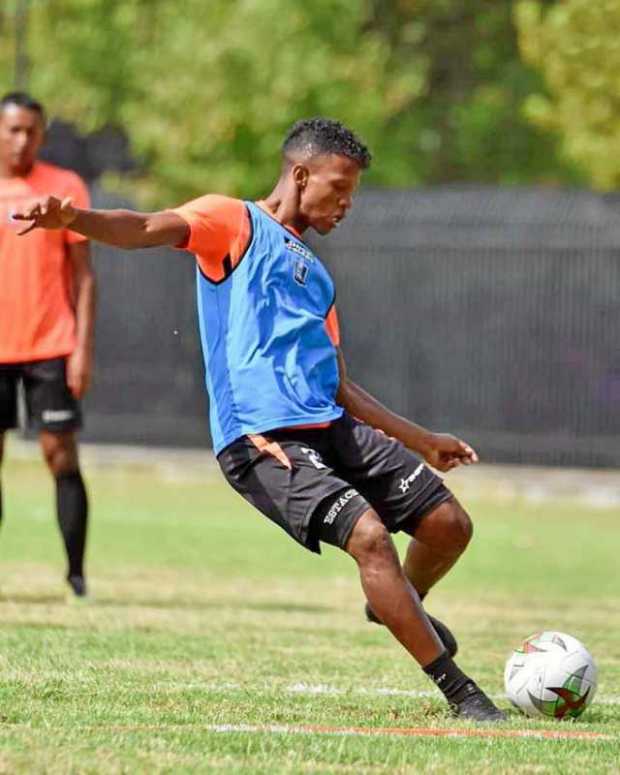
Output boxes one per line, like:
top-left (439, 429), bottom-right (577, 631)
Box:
top-left (83, 185), bottom-right (620, 467)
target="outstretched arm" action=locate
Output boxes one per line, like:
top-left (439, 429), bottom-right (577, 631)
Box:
top-left (12, 195), bottom-right (189, 250)
top-left (336, 348), bottom-right (478, 472)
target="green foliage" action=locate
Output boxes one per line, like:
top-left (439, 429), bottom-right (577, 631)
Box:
top-left (5, 0), bottom-right (412, 204)
top-left (367, 0), bottom-right (581, 186)
top-left (0, 0), bottom-right (581, 204)
top-left (516, 0), bottom-right (620, 189)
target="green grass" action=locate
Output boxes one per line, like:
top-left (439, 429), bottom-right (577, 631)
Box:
top-left (0, 450), bottom-right (618, 774)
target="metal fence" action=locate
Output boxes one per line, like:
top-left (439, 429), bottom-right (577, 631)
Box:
top-left (83, 185), bottom-right (620, 467)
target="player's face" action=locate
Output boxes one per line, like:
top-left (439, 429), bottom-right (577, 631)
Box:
top-left (0, 105), bottom-right (45, 176)
top-left (298, 154), bottom-right (361, 235)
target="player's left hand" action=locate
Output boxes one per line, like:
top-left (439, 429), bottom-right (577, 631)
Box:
top-left (421, 432), bottom-right (479, 472)
top-left (67, 348), bottom-right (92, 399)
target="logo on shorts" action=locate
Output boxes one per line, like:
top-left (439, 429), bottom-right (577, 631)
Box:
top-left (42, 409), bottom-right (75, 423)
top-left (324, 488), bottom-right (358, 525)
top-left (398, 463), bottom-right (425, 494)
top-left (300, 447), bottom-right (327, 470)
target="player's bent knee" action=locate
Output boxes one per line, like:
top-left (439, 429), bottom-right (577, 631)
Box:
top-left (439, 500), bottom-right (473, 555)
top-left (416, 498), bottom-right (473, 556)
top-left (449, 501), bottom-right (473, 551)
top-left (345, 510), bottom-right (395, 564)
top-left (40, 432), bottom-right (78, 476)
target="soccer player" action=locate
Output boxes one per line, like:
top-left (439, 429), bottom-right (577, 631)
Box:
top-left (14, 118), bottom-right (504, 720)
top-left (0, 92), bottom-right (94, 598)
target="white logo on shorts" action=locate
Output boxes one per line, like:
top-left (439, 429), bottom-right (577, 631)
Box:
top-left (42, 409), bottom-right (74, 423)
top-left (300, 447), bottom-right (327, 470)
top-left (324, 488), bottom-right (358, 525)
top-left (398, 463), bottom-right (425, 494)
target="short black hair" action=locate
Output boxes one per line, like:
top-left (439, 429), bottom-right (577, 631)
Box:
top-left (0, 91), bottom-right (46, 122)
top-left (283, 117), bottom-right (371, 169)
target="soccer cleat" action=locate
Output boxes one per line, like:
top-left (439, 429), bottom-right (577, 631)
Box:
top-left (364, 602), bottom-right (458, 657)
top-left (66, 575), bottom-right (88, 599)
top-left (452, 683), bottom-right (506, 722)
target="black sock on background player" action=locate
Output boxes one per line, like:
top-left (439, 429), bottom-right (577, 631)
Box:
top-left (55, 470), bottom-right (88, 594)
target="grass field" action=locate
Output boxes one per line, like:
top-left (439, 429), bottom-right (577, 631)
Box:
top-left (0, 444), bottom-right (618, 773)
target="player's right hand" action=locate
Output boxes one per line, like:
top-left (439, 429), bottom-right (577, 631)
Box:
top-left (12, 195), bottom-right (77, 235)
top-left (421, 432), bottom-right (479, 472)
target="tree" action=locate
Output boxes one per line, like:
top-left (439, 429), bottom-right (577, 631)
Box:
top-left (516, 0), bottom-right (620, 189)
top-left (3, 0), bottom-right (423, 204)
top-left (0, 0), bottom-right (581, 202)
top-left (366, 0), bottom-right (581, 186)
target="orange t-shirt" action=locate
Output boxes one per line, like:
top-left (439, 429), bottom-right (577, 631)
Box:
top-left (0, 161), bottom-right (90, 363)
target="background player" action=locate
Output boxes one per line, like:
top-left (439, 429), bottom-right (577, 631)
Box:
top-left (0, 92), bottom-right (94, 598)
top-left (13, 117), bottom-right (504, 720)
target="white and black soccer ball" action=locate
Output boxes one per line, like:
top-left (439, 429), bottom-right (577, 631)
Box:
top-left (504, 631), bottom-right (597, 719)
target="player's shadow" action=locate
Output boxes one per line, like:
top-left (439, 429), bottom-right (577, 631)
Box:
top-left (0, 620), bottom-right (71, 630)
top-left (0, 593), bottom-right (333, 614)
top-left (0, 593), bottom-right (65, 605)
top-left (89, 596), bottom-right (333, 614)
top-left (243, 600), bottom-right (332, 614)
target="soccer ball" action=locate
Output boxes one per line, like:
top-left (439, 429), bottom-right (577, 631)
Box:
top-left (504, 631), bottom-right (597, 719)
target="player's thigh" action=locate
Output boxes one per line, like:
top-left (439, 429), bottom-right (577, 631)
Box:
top-left (218, 434), bottom-right (370, 554)
top-left (0, 366), bottom-right (19, 434)
top-left (22, 358), bottom-right (82, 433)
top-left (331, 413), bottom-right (453, 535)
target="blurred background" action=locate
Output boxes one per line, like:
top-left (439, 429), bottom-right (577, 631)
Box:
top-left (2, 0), bottom-right (619, 466)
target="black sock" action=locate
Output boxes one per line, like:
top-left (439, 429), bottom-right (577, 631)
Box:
top-left (423, 650), bottom-right (477, 704)
top-left (55, 470), bottom-right (88, 579)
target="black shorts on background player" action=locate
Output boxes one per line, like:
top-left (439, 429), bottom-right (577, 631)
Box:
top-left (0, 357), bottom-right (82, 433)
top-left (218, 411), bottom-right (453, 553)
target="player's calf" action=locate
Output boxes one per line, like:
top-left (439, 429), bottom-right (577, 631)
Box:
top-left (346, 511), bottom-right (504, 721)
top-left (346, 510), bottom-right (445, 665)
top-left (365, 602), bottom-right (458, 657)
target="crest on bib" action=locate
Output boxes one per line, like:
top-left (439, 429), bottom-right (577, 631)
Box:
top-left (285, 237), bottom-right (315, 286)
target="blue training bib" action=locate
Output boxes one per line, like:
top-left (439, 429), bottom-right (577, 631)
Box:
top-left (196, 201), bottom-right (343, 454)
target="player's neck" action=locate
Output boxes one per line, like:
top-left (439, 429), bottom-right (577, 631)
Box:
top-left (262, 180), bottom-right (307, 235)
top-left (0, 159), bottom-right (36, 179)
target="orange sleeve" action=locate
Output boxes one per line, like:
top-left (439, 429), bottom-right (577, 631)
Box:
top-left (325, 304), bottom-right (340, 346)
top-left (172, 195), bottom-right (251, 282)
top-left (64, 174), bottom-right (91, 244)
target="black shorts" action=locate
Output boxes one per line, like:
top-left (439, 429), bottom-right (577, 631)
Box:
top-left (218, 412), bottom-right (453, 553)
top-left (0, 357), bottom-right (82, 433)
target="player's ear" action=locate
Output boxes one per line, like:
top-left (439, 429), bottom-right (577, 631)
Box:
top-left (292, 163), bottom-right (309, 191)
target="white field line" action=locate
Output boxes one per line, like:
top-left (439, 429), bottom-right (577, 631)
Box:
top-left (206, 722), bottom-right (615, 742)
top-left (285, 682), bottom-right (620, 705)
top-left (149, 680), bottom-right (619, 708)
top-left (72, 721), bottom-right (616, 742)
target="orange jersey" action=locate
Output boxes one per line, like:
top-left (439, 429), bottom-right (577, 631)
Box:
top-left (0, 161), bottom-right (90, 363)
